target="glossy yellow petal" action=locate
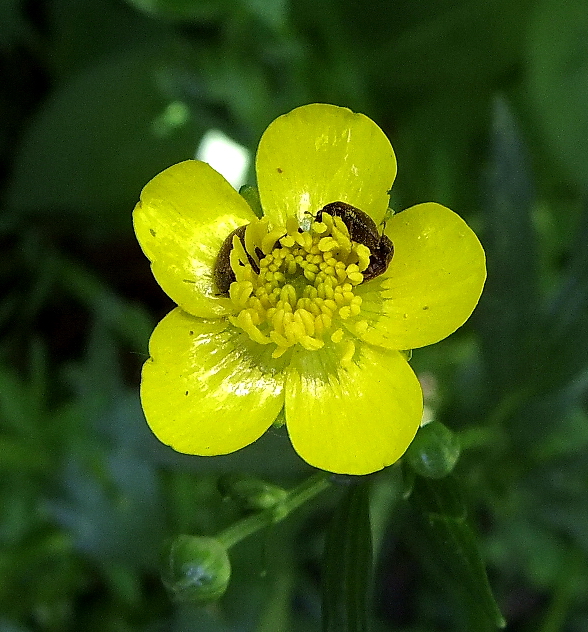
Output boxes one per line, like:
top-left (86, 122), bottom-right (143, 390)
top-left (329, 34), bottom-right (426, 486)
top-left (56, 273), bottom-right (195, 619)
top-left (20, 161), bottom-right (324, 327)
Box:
top-left (353, 203), bottom-right (486, 350)
top-left (133, 160), bottom-right (258, 318)
top-left (256, 104), bottom-right (396, 227)
top-left (141, 308), bottom-right (286, 455)
top-left (285, 344), bottom-right (422, 475)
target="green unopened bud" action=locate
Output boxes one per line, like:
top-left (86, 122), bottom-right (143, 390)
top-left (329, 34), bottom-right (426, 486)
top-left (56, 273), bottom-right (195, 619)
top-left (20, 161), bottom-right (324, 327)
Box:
top-left (162, 535), bottom-right (231, 604)
top-left (218, 474), bottom-right (288, 512)
top-left (405, 421), bottom-right (461, 479)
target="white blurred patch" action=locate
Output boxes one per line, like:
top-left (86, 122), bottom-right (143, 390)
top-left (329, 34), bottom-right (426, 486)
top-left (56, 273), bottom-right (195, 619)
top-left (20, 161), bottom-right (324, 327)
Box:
top-left (196, 129), bottom-right (250, 189)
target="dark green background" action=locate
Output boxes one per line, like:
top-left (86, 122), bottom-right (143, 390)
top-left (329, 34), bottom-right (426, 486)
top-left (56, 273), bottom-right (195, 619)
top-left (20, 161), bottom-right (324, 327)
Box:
top-left (2, 0), bottom-right (588, 630)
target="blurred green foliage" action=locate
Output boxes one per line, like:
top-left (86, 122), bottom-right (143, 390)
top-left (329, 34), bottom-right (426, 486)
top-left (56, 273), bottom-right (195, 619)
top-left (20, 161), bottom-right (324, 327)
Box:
top-left (2, 0), bottom-right (588, 630)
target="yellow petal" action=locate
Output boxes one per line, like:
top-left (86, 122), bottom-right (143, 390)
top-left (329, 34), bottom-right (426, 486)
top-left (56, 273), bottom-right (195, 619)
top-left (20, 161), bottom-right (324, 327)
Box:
top-left (256, 104), bottom-right (396, 227)
top-left (133, 160), bottom-right (258, 318)
top-left (285, 344), bottom-right (423, 475)
top-left (141, 308), bottom-right (286, 455)
top-left (354, 203), bottom-right (486, 350)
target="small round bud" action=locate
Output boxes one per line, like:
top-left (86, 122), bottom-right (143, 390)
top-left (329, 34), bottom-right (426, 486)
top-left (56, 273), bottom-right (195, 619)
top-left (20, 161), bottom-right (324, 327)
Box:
top-left (218, 474), bottom-right (288, 512)
top-left (162, 535), bottom-right (231, 604)
top-left (405, 421), bottom-right (461, 479)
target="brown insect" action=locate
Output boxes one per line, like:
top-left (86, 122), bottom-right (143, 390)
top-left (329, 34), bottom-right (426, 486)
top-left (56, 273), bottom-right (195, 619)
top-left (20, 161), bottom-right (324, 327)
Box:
top-left (317, 201), bottom-right (394, 282)
top-left (213, 225), bottom-right (260, 296)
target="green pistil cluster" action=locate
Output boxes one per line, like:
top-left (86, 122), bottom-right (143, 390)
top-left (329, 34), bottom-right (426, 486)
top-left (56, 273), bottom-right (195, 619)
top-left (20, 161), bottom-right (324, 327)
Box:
top-left (227, 213), bottom-right (371, 360)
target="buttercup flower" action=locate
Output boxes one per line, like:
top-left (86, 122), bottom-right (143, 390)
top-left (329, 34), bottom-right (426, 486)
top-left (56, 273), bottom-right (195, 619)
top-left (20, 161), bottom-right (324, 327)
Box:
top-left (133, 104), bottom-right (486, 475)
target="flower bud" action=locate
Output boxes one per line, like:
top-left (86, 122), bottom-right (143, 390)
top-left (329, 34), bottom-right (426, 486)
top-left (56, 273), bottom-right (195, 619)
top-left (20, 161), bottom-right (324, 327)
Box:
top-left (405, 421), bottom-right (461, 479)
top-left (162, 535), bottom-right (231, 604)
top-left (218, 473), bottom-right (288, 512)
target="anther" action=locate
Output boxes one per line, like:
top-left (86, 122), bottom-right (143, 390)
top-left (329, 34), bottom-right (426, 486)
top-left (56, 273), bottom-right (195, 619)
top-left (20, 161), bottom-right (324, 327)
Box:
top-left (222, 211), bottom-right (375, 358)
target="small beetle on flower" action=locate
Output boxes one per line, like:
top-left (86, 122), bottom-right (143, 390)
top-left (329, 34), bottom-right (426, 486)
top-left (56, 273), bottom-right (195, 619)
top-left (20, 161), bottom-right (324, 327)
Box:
top-left (315, 201), bottom-right (394, 282)
top-left (133, 104), bottom-right (486, 475)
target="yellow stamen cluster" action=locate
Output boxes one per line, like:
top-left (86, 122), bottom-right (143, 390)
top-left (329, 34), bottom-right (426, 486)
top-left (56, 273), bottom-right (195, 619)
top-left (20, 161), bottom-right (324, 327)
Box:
top-left (226, 213), bottom-right (371, 360)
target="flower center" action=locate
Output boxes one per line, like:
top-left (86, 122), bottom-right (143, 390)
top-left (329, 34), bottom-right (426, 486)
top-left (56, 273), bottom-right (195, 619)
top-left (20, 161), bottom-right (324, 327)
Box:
top-left (223, 213), bottom-right (371, 359)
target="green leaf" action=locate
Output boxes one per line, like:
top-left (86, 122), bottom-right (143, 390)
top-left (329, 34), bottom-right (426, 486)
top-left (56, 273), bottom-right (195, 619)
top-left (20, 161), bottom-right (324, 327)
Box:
top-left (6, 42), bottom-right (205, 237)
top-left (528, 0), bottom-right (588, 189)
top-left (51, 326), bottom-right (164, 567)
top-left (361, 0), bottom-right (530, 93)
top-left (49, 452), bottom-right (165, 568)
top-left (407, 476), bottom-right (505, 631)
top-left (241, 0), bottom-right (288, 30)
top-left (0, 0), bottom-right (31, 49)
top-left (322, 480), bottom-right (373, 632)
top-left (0, 437), bottom-right (51, 472)
top-left (477, 96), bottom-right (538, 395)
top-left (48, 0), bottom-right (163, 77)
top-left (54, 251), bottom-right (154, 354)
top-left (538, 200), bottom-right (588, 389)
top-left (123, 0), bottom-right (227, 22)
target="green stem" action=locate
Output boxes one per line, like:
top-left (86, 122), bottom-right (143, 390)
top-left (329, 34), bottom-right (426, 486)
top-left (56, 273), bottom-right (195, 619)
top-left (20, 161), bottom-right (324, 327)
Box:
top-left (217, 472), bottom-right (331, 549)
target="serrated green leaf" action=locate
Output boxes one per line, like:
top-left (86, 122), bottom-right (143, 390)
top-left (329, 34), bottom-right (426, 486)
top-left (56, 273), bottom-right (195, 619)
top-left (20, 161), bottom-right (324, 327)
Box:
top-left (322, 481), bottom-right (373, 632)
top-left (477, 96), bottom-right (538, 395)
top-left (407, 476), bottom-right (505, 631)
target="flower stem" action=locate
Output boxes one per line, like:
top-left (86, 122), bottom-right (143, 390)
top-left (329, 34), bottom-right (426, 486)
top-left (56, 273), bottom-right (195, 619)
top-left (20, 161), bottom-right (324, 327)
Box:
top-left (216, 472), bottom-right (331, 549)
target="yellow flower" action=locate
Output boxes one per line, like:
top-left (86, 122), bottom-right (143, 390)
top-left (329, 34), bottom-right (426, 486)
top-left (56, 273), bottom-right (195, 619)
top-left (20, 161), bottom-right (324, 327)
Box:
top-left (133, 104), bottom-right (486, 475)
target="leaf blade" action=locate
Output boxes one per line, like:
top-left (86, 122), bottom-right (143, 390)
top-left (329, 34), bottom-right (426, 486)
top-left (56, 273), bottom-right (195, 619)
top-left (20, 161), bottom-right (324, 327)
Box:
top-left (407, 476), bottom-right (506, 631)
top-left (322, 480), bottom-right (373, 632)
